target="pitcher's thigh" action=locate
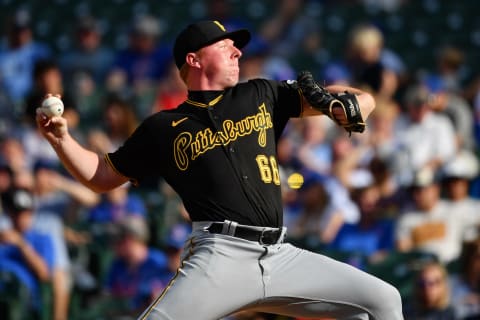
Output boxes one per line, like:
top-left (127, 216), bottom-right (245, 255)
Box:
top-left (266, 246), bottom-right (403, 320)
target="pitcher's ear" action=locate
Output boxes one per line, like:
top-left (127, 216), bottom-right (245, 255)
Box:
top-left (186, 53), bottom-right (200, 68)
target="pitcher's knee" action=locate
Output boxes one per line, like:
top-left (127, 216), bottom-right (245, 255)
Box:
top-left (370, 282), bottom-right (403, 319)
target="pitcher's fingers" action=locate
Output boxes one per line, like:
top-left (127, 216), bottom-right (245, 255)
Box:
top-left (43, 93), bottom-right (62, 99)
top-left (36, 108), bottom-right (50, 125)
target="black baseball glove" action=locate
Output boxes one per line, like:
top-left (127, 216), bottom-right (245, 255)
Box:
top-left (297, 71), bottom-right (366, 134)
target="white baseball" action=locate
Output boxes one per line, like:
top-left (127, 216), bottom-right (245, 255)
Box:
top-left (41, 96), bottom-right (64, 117)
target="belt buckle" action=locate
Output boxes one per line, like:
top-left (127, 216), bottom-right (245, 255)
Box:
top-left (259, 229), bottom-right (276, 245)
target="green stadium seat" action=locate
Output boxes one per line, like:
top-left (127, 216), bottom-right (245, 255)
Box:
top-left (365, 251), bottom-right (438, 299)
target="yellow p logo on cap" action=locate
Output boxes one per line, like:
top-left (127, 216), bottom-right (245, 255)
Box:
top-left (213, 20), bottom-right (226, 32)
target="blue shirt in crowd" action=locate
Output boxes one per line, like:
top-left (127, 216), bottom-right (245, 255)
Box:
top-left (105, 248), bottom-right (169, 310)
top-left (0, 230), bottom-right (54, 310)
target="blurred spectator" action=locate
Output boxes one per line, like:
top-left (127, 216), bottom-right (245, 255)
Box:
top-left (258, 0), bottom-right (321, 71)
top-left (155, 222), bottom-right (191, 291)
top-left (106, 14), bottom-right (170, 117)
top-left (330, 170), bottom-right (395, 264)
top-left (368, 156), bottom-right (408, 218)
top-left (103, 215), bottom-right (168, 316)
top-left (277, 133), bottom-right (302, 181)
top-left (86, 182), bottom-right (146, 245)
top-left (277, 135), bottom-right (303, 229)
top-left (424, 74), bottom-right (475, 151)
top-left (435, 45), bottom-right (466, 94)
top-left (0, 162), bottom-right (14, 196)
top-left (21, 59), bottom-right (80, 166)
top-left (155, 180), bottom-right (191, 244)
top-left (0, 136), bottom-right (34, 188)
top-left (395, 167), bottom-right (467, 264)
top-left (0, 182), bottom-right (72, 320)
top-left (239, 46), bottom-right (269, 81)
top-left (262, 55), bottom-right (297, 81)
top-left (109, 14), bottom-right (168, 85)
top-left (349, 82), bottom-right (404, 195)
top-left (204, 0), bottom-right (251, 32)
top-left (297, 116), bottom-right (334, 176)
top-left (93, 93), bottom-right (139, 151)
top-left (289, 171), bottom-right (359, 246)
top-left (151, 60), bottom-right (187, 112)
top-left (392, 84), bottom-right (457, 187)
top-left (337, 23), bottom-right (406, 100)
top-left (474, 87), bottom-right (480, 150)
top-left (0, 187), bottom-right (54, 317)
top-left (32, 208), bottom-right (73, 320)
top-left (288, 172), bottom-right (333, 244)
top-left (440, 150), bottom-right (480, 242)
top-left (239, 42), bottom-right (296, 82)
top-left (59, 16), bottom-right (114, 88)
top-left (238, 18), bottom-right (296, 83)
top-left (31, 159), bottom-right (98, 320)
top-left (32, 159), bottom-right (99, 219)
top-left (24, 59), bottom-right (76, 123)
top-left (217, 1), bottom-right (292, 82)
top-left (329, 134), bottom-right (369, 189)
top-left (367, 98), bottom-right (401, 160)
top-left (360, 0), bottom-right (406, 13)
top-left (404, 261), bottom-right (455, 319)
top-left (320, 61), bottom-right (352, 86)
top-left (0, 9), bottom-right (51, 111)
top-left (59, 15), bottom-right (114, 122)
top-left (87, 183), bottom-right (146, 224)
top-left (85, 128), bottom-right (115, 156)
top-left (450, 237), bottom-right (480, 319)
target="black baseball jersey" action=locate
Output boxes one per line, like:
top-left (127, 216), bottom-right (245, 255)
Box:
top-left (107, 79), bottom-right (303, 228)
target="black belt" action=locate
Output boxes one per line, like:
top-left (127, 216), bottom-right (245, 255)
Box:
top-left (207, 222), bottom-right (282, 245)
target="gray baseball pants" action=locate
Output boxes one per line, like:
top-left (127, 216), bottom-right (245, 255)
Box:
top-left (138, 221), bottom-right (403, 320)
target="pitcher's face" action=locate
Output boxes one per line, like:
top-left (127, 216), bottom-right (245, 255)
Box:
top-left (197, 38), bottom-right (242, 89)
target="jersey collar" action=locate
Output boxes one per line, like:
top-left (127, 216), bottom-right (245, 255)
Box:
top-left (186, 90), bottom-right (224, 108)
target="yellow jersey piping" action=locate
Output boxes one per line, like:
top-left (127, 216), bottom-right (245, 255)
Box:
top-left (185, 94), bottom-right (224, 108)
top-left (104, 154), bottom-right (139, 187)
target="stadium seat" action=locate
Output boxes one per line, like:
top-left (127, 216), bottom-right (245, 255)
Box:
top-left (0, 270), bottom-right (31, 320)
top-left (365, 251), bottom-right (438, 298)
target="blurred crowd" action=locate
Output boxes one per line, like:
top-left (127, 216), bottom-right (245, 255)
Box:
top-left (1, 0), bottom-right (480, 319)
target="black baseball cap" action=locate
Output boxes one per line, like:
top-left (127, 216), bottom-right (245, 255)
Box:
top-left (1, 187), bottom-right (34, 214)
top-left (173, 20), bottom-right (251, 69)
